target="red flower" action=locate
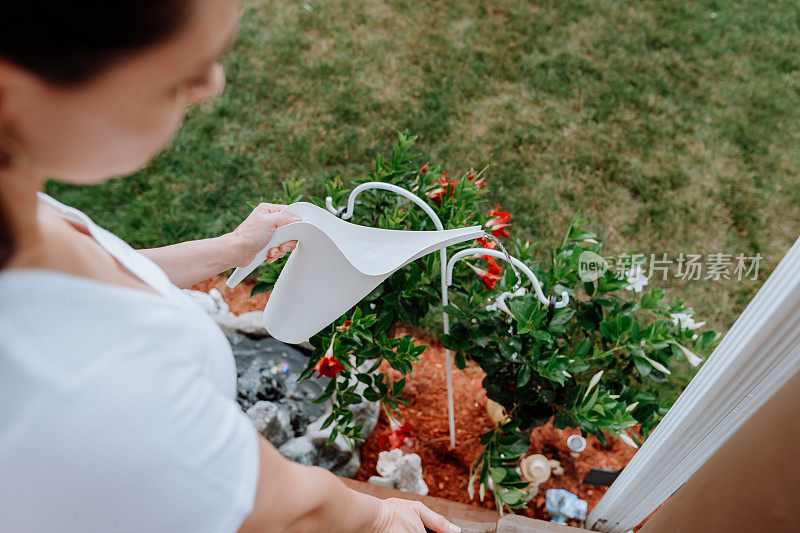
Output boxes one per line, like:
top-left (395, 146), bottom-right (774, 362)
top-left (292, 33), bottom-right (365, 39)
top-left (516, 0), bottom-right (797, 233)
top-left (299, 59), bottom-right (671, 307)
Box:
top-left (475, 236), bottom-right (497, 249)
top-left (474, 237), bottom-right (502, 275)
top-left (313, 346), bottom-right (345, 379)
top-left (377, 421), bottom-right (414, 450)
top-left (420, 163), bottom-right (429, 175)
top-left (485, 256), bottom-right (502, 275)
top-left (426, 174), bottom-right (456, 205)
top-left (469, 263), bottom-right (502, 290)
top-left (486, 206), bottom-right (511, 238)
top-left (337, 320), bottom-right (353, 332)
top-left (467, 171), bottom-right (486, 189)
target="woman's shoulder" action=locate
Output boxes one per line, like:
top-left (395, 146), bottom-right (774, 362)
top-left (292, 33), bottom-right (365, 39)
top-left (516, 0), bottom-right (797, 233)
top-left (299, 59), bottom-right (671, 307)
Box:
top-left (0, 270), bottom-right (192, 379)
top-left (0, 266), bottom-right (238, 396)
top-left (0, 267), bottom-right (184, 327)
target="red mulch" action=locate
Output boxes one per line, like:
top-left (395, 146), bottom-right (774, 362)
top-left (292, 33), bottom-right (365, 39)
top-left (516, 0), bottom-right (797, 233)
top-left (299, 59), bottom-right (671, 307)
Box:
top-left (194, 276), bottom-right (640, 522)
top-left (189, 276), bottom-right (269, 314)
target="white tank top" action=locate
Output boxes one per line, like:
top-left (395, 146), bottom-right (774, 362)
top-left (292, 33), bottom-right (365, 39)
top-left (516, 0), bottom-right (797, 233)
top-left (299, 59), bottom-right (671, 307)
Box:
top-left (0, 194), bottom-right (259, 533)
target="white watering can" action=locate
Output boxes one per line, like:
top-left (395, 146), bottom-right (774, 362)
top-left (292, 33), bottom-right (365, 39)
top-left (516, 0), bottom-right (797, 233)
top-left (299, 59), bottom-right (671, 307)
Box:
top-left (227, 202), bottom-right (484, 344)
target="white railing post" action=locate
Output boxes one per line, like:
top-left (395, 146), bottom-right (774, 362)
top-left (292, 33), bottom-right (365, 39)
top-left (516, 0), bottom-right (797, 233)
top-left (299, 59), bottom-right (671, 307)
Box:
top-left (587, 238), bottom-right (800, 532)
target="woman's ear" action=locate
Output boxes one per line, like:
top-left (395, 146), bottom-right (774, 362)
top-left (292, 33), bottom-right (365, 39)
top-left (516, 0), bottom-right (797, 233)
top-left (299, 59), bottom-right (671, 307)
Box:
top-left (0, 59), bottom-right (43, 106)
top-left (0, 61), bottom-right (35, 169)
top-left (0, 59), bottom-right (26, 91)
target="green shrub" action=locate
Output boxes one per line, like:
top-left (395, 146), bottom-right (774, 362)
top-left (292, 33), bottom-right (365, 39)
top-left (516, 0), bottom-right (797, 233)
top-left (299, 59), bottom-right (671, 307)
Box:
top-left (252, 133), bottom-right (717, 512)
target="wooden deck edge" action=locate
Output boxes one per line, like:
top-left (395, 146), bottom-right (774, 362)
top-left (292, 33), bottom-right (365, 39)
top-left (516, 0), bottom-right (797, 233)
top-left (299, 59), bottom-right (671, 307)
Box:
top-left (340, 477), bottom-right (589, 532)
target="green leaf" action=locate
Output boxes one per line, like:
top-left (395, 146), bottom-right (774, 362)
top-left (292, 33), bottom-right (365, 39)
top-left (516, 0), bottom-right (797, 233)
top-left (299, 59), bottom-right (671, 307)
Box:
top-left (517, 365), bottom-right (532, 387)
top-left (499, 489), bottom-right (523, 505)
top-left (442, 304), bottom-right (465, 318)
top-left (499, 338), bottom-right (523, 361)
top-left (599, 321), bottom-right (615, 340)
top-left (632, 355), bottom-right (652, 378)
top-left (533, 330), bottom-right (552, 343)
top-left (363, 388), bottom-right (380, 402)
top-left (574, 339), bottom-right (591, 359)
top-left (250, 281), bottom-right (272, 298)
top-left (355, 373), bottom-right (373, 385)
top-left (583, 281), bottom-right (595, 296)
top-left (640, 288), bottom-right (664, 309)
top-left (489, 467), bottom-right (507, 483)
top-left (326, 427), bottom-right (339, 446)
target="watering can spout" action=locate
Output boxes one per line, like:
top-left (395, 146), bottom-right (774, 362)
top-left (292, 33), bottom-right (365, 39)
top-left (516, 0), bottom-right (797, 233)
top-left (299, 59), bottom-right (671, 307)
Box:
top-left (225, 202), bottom-right (483, 344)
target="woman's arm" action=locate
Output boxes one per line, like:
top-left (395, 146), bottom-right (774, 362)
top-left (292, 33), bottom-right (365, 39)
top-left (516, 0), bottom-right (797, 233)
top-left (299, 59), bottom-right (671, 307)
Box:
top-left (239, 435), bottom-right (460, 533)
top-left (139, 203), bottom-right (298, 288)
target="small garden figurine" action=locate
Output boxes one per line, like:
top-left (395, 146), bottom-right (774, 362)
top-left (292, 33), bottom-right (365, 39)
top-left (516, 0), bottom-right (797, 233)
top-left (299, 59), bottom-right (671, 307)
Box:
top-left (545, 489), bottom-right (588, 525)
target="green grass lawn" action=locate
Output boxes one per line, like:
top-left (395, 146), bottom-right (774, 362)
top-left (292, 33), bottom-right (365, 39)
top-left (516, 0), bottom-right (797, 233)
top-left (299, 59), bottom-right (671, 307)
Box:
top-left (48, 0), bottom-right (800, 332)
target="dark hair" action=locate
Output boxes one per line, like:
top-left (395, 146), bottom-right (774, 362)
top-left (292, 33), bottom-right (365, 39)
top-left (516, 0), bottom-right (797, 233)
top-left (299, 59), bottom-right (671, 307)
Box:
top-left (0, 1), bottom-right (190, 268)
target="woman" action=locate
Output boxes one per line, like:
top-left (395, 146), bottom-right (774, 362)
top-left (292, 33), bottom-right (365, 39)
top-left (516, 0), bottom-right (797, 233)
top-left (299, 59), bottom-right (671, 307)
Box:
top-left (0, 1), bottom-right (460, 532)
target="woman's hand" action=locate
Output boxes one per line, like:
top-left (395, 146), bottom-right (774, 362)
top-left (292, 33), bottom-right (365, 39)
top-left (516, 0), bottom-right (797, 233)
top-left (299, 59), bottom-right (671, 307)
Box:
top-left (229, 202), bottom-right (300, 267)
top-left (372, 498), bottom-right (461, 533)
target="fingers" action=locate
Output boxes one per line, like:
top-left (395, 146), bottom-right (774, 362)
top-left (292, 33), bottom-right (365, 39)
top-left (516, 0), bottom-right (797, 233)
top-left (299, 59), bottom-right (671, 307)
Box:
top-left (268, 211), bottom-right (301, 230)
top-left (279, 240), bottom-right (297, 253)
top-left (257, 202), bottom-right (288, 213)
top-left (265, 240), bottom-right (298, 263)
top-left (414, 503), bottom-right (460, 533)
top-left (266, 247), bottom-right (282, 263)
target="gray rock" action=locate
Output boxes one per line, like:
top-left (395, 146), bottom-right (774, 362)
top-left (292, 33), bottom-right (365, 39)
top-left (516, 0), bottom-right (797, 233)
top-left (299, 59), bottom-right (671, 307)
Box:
top-left (224, 335), bottom-right (377, 478)
top-left (236, 360), bottom-right (286, 411)
top-left (350, 400), bottom-right (380, 439)
top-left (231, 337), bottom-right (326, 427)
top-left (334, 452), bottom-right (361, 478)
top-left (277, 433), bottom-right (361, 477)
top-left (278, 437), bottom-right (318, 466)
top-left (246, 401), bottom-right (293, 448)
top-left (231, 311), bottom-right (269, 337)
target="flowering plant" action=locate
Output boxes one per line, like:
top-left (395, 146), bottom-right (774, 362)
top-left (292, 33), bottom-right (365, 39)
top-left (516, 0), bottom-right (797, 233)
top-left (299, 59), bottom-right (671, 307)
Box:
top-left (442, 214), bottom-right (719, 512)
top-left (253, 133), bottom-right (496, 445)
top-left (251, 133), bottom-right (717, 514)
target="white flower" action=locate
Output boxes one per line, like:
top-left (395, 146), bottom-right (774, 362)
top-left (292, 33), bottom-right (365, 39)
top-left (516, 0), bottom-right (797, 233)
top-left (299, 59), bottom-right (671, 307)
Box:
top-left (640, 353), bottom-right (671, 375)
top-left (670, 312), bottom-right (706, 331)
top-left (675, 342), bottom-right (705, 367)
top-left (624, 265), bottom-right (649, 293)
top-left (617, 431), bottom-right (639, 449)
top-left (582, 370), bottom-right (604, 401)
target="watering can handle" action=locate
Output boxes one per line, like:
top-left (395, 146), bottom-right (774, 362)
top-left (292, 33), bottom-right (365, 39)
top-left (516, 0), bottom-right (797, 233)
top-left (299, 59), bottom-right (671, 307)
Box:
top-left (226, 223), bottom-right (298, 288)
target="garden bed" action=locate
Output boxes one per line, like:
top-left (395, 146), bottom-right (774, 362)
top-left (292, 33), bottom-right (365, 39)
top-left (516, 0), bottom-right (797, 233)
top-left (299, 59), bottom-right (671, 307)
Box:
top-left (192, 276), bottom-right (638, 522)
top-left (353, 326), bottom-right (638, 522)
